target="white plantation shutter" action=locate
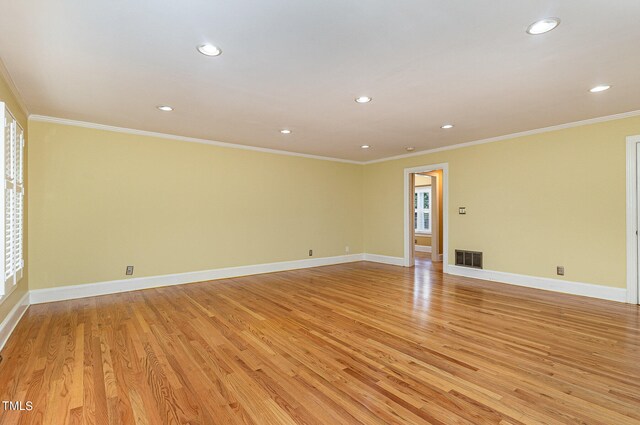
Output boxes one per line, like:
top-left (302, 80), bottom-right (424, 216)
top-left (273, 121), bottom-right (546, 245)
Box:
top-left (5, 187), bottom-right (14, 281)
top-left (14, 126), bottom-right (24, 278)
top-left (0, 103), bottom-right (24, 297)
top-left (5, 119), bottom-right (15, 281)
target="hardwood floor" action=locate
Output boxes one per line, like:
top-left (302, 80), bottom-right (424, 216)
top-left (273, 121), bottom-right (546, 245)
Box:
top-left (1, 259), bottom-right (639, 424)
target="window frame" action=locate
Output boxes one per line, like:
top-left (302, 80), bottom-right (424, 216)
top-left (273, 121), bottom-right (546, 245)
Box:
top-left (414, 185), bottom-right (432, 234)
top-left (0, 102), bottom-right (25, 300)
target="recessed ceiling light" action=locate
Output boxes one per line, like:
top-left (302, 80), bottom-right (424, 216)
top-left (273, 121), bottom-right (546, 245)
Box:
top-left (441, 124), bottom-right (454, 129)
top-left (355, 96), bottom-right (372, 104)
top-left (361, 145), bottom-right (370, 149)
top-left (526, 18), bottom-right (560, 35)
top-left (280, 129), bottom-right (292, 134)
top-left (157, 105), bottom-right (173, 112)
top-left (197, 43), bottom-right (222, 57)
top-left (405, 147), bottom-right (415, 152)
top-left (589, 85), bottom-right (611, 93)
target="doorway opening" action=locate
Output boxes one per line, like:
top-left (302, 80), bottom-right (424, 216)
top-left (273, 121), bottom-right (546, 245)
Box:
top-left (404, 163), bottom-right (448, 269)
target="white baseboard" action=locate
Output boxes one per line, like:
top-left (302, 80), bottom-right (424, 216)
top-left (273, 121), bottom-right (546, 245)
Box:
top-left (0, 291), bottom-right (30, 351)
top-left (2, 255), bottom-right (630, 353)
top-left (30, 254), bottom-right (366, 304)
top-left (415, 245), bottom-right (431, 253)
top-left (23, 258), bottom-right (634, 306)
top-left (446, 265), bottom-right (627, 303)
top-left (363, 253), bottom-right (405, 266)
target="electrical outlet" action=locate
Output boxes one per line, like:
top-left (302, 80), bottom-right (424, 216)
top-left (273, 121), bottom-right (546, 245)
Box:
top-left (459, 207), bottom-right (466, 215)
top-left (345, 246), bottom-right (350, 253)
top-left (126, 265), bottom-right (134, 276)
top-left (556, 266), bottom-right (564, 276)
top-left (309, 249), bottom-right (313, 256)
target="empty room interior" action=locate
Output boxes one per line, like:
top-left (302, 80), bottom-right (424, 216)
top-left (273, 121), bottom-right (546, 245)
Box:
top-left (1, 1), bottom-right (640, 424)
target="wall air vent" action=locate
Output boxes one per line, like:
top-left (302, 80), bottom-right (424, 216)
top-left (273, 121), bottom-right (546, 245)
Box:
top-left (455, 250), bottom-right (483, 269)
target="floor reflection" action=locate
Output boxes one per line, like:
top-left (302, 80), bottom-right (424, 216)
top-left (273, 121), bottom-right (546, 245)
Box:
top-left (411, 251), bottom-right (441, 311)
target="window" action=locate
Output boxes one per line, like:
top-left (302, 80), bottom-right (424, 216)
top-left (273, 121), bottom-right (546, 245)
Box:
top-left (1, 103), bottom-right (24, 297)
top-left (414, 186), bottom-right (431, 233)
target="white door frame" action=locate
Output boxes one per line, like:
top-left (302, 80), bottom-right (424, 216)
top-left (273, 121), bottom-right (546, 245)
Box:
top-left (408, 172), bottom-right (416, 267)
top-left (425, 171), bottom-right (441, 262)
top-left (404, 163), bottom-right (449, 269)
top-left (625, 135), bottom-right (640, 304)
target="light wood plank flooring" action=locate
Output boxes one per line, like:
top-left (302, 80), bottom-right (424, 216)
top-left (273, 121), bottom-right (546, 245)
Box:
top-left (0, 259), bottom-right (639, 424)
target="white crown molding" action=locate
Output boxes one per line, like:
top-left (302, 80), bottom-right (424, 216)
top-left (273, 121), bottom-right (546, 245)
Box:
top-left (447, 265), bottom-right (627, 303)
top-left (0, 57), bottom-right (29, 117)
top-left (0, 291), bottom-right (30, 351)
top-left (27, 115), bottom-right (361, 165)
top-left (364, 109), bottom-right (640, 165)
top-left (29, 109), bottom-right (640, 166)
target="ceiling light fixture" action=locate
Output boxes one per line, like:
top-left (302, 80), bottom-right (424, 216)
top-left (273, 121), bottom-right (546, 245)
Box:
top-left (589, 85), bottom-right (611, 93)
top-left (197, 43), bottom-right (222, 57)
top-left (280, 129), bottom-right (292, 134)
top-left (441, 124), bottom-right (454, 129)
top-left (157, 105), bottom-right (173, 112)
top-left (405, 147), bottom-right (415, 152)
top-left (361, 145), bottom-right (370, 149)
top-left (355, 96), bottom-right (372, 104)
top-left (526, 18), bottom-right (560, 35)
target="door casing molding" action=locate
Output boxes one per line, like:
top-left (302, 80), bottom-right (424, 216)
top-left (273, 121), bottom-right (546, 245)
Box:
top-left (403, 163), bottom-right (449, 269)
top-left (625, 135), bottom-right (640, 304)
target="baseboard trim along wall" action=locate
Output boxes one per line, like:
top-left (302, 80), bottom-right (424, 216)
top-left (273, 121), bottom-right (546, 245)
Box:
top-left (415, 245), bottom-right (432, 253)
top-left (30, 254), bottom-right (367, 304)
top-left (30, 254), bottom-right (623, 305)
top-left (0, 291), bottom-right (30, 351)
top-left (362, 254), bottom-right (405, 266)
top-left (446, 265), bottom-right (627, 303)
top-left (1, 254), bottom-right (630, 353)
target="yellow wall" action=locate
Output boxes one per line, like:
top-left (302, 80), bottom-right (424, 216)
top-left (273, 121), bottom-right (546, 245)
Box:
top-left (364, 116), bottom-right (640, 289)
top-left (16, 85), bottom-right (640, 293)
top-left (28, 121), bottom-right (364, 289)
top-left (415, 174), bottom-right (431, 187)
top-left (0, 66), bottom-right (28, 323)
top-left (415, 235), bottom-right (431, 246)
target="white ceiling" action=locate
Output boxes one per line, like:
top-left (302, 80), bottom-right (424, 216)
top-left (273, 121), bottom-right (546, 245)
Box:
top-left (1, 1), bottom-right (640, 161)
